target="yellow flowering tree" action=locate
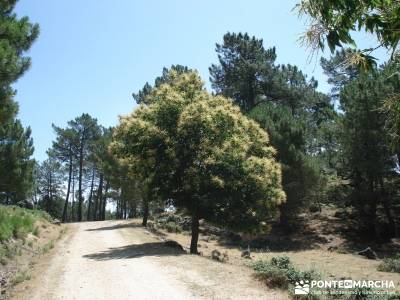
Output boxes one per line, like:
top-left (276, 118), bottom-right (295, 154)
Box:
top-left (111, 70), bottom-right (285, 254)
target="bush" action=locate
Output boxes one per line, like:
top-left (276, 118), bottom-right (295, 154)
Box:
top-left (166, 214), bottom-right (181, 223)
top-left (250, 256), bottom-right (319, 289)
top-left (0, 207), bottom-right (34, 241)
top-left (0, 205), bottom-right (51, 242)
top-left (251, 257), bottom-right (395, 299)
top-left (154, 213), bottom-right (186, 233)
top-left (165, 222), bottom-right (182, 233)
top-left (377, 257), bottom-right (400, 273)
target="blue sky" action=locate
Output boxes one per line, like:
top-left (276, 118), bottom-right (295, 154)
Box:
top-left (14, 0), bottom-right (389, 162)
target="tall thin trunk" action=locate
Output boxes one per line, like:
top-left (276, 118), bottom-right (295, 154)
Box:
top-left (77, 141), bottom-right (84, 222)
top-left (142, 199), bottom-right (149, 226)
top-left (86, 168), bottom-right (95, 221)
top-left (380, 178), bottom-right (396, 238)
top-left (132, 202), bottom-right (137, 218)
top-left (71, 172), bottom-right (75, 222)
top-left (101, 181), bottom-right (109, 220)
top-left (190, 210), bottom-right (200, 254)
top-left (62, 152), bottom-right (73, 223)
top-left (95, 174), bottom-right (103, 221)
top-left (128, 205), bottom-right (133, 218)
top-left (48, 173), bottom-right (53, 213)
top-left (123, 199), bottom-right (127, 219)
top-left (365, 178), bottom-right (378, 238)
top-left (33, 188), bottom-right (38, 206)
top-left (117, 199), bottom-right (122, 219)
top-left (118, 187), bottom-right (124, 219)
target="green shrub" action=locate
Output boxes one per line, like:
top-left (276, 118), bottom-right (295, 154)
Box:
top-left (165, 222), bottom-right (182, 233)
top-left (251, 257), bottom-right (395, 299)
top-left (0, 205), bottom-right (47, 242)
top-left (377, 257), bottom-right (400, 273)
top-left (11, 271), bottom-right (31, 286)
top-left (250, 256), bottom-right (319, 289)
top-left (153, 213), bottom-right (194, 233)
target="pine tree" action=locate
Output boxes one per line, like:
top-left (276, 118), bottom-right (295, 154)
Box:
top-left (51, 126), bottom-right (78, 222)
top-left (68, 114), bottom-right (101, 221)
top-left (37, 156), bottom-right (64, 218)
top-left (210, 32), bottom-right (336, 226)
top-left (0, 1), bottom-right (39, 204)
top-left (209, 32), bottom-right (277, 112)
top-left (340, 69), bottom-right (398, 239)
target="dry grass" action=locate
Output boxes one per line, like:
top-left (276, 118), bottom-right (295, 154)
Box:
top-left (1, 217), bottom-right (65, 298)
top-left (143, 213), bottom-right (400, 294)
top-left (125, 219), bottom-right (289, 299)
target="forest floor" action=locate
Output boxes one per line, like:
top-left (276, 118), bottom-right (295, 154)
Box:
top-left (11, 220), bottom-right (287, 300)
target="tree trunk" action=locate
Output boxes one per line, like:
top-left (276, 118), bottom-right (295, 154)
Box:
top-left (364, 179), bottom-right (378, 238)
top-left (49, 173), bottom-right (53, 213)
top-left (380, 178), bottom-right (396, 238)
top-left (62, 153), bottom-right (73, 223)
top-left (142, 199), bottom-right (149, 227)
top-left (86, 168), bottom-right (95, 221)
top-left (101, 181), bottom-right (109, 221)
top-left (190, 211), bottom-right (200, 254)
top-left (71, 172), bottom-right (75, 222)
top-left (94, 174), bottom-right (103, 221)
top-left (116, 199), bottom-right (120, 219)
top-left (124, 198), bottom-right (128, 219)
top-left (33, 188), bottom-right (38, 206)
top-left (131, 202), bottom-right (137, 218)
top-left (77, 142), bottom-right (84, 222)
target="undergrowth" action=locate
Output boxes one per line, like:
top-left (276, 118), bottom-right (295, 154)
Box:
top-left (0, 205), bottom-right (51, 242)
top-left (250, 256), bottom-right (396, 299)
top-left (377, 253), bottom-right (400, 273)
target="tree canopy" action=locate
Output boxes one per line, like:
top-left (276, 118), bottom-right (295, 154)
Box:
top-left (0, 0), bottom-right (39, 204)
top-left (111, 70), bottom-right (285, 253)
top-left (297, 0), bottom-right (400, 69)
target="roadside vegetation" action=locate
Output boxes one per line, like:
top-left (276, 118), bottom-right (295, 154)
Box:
top-left (0, 205), bottom-right (64, 297)
top-left (378, 254), bottom-right (400, 274)
top-left (0, 205), bottom-right (51, 242)
top-left (250, 256), bottom-right (318, 289)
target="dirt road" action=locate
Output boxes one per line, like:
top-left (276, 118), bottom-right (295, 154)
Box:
top-left (13, 220), bottom-right (287, 300)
